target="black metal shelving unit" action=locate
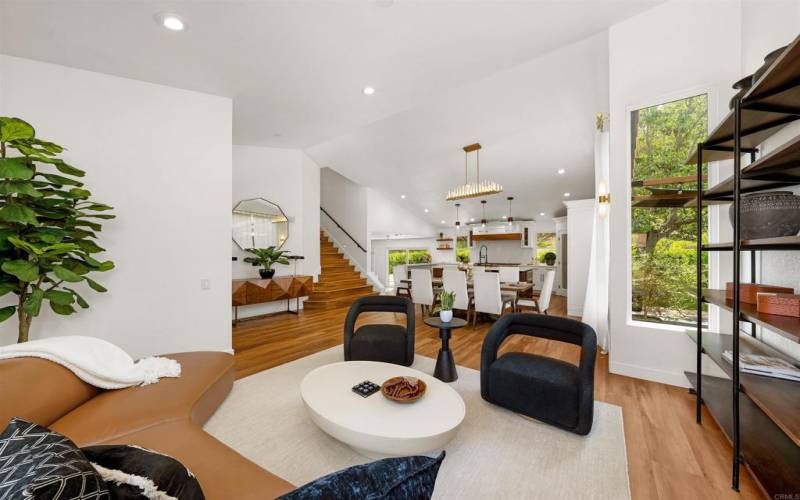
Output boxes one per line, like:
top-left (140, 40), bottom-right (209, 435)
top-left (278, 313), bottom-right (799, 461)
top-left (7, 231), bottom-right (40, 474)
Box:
top-left (687, 34), bottom-right (800, 497)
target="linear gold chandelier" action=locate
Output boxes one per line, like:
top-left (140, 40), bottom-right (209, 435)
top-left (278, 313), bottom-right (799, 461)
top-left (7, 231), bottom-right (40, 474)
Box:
top-left (446, 143), bottom-right (503, 201)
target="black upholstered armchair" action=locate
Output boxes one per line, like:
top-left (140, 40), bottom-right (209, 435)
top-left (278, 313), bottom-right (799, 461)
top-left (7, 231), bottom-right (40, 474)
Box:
top-left (480, 313), bottom-right (597, 435)
top-left (344, 295), bottom-right (415, 366)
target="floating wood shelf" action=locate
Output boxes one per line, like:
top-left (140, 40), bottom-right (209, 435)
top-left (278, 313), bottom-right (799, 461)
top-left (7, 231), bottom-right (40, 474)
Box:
top-left (470, 233), bottom-right (521, 241)
top-left (685, 372), bottom-right (800, 497)
top-left (686, 330), bottom-right (800, 445)
top-left (701, 235), bottom-right (800, 252)
top-left (703, 133), bottom-right (800, 200)
top-left (742, 32), bottom-right (800, 112)
top-left (703, 289), bottom-right (800, 343)
top-left (685, 109), bottom-right (795, 164)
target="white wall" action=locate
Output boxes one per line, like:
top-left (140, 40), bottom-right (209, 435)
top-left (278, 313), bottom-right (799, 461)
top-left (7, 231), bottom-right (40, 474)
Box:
top-left (608, 0), bottom-right (742, 386)
top-left (0, 56), bottom-right (232, 357)
top-left (565, 199), bottom-right (594, 317)
top-left (232, 145), bottom-right (321, 318)
top-left (320, 167), bottom-right (368, 270)
top-left (366, 187), bottom-right (437, 239)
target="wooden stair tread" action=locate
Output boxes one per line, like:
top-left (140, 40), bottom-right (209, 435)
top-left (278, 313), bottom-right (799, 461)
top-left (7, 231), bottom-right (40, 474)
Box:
top-left (308, 231), bottom-right (374, 310)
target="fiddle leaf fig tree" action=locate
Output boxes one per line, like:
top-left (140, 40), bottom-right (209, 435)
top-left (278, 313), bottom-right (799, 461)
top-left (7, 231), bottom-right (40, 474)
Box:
top-left (0, 117), bottom-right (115, 343)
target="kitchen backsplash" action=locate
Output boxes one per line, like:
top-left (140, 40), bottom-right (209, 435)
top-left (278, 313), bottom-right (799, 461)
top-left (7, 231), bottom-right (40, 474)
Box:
top-left (470, 240), bottom-right (535, 264)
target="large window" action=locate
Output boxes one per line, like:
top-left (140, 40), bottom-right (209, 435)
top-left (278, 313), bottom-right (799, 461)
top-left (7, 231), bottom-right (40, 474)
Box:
top-left (388, 248), bottom-right (432, 287)
top-left (536, 233), bottom-right (556, 263)
top-left (630, 94), bottom-right (708, 326)
top-left (456, 236), bottom-right (470, 263)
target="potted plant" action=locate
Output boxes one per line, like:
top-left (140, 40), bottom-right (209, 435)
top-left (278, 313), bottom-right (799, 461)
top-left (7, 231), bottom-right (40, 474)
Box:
top-left (438, 289), bottom-right (455, 322)
top-left (243, 246), bottom-right (291, 279)
top-left (543, 252), bottom-right (557, 266)
top-left (0, 117), bottom-right (115, 343)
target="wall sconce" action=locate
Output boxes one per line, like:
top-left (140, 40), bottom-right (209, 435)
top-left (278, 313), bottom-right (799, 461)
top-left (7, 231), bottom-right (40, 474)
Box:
top-left (598, 181), bottom-right (610, 218)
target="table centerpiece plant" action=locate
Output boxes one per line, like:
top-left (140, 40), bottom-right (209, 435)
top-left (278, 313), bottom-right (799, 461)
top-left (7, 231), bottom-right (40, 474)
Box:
top-left (438, 289), bottom-right (455, 322)
top-left (243, 246), bottom-right (291, 279)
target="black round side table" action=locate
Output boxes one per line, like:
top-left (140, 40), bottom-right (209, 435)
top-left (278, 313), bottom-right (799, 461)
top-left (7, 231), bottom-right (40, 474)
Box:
top-left (423, 316), bottom-right (468, 382)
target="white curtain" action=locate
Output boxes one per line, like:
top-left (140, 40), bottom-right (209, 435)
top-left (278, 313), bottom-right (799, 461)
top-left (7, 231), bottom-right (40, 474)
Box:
top-left (582, 125), bottom-right (610, 352)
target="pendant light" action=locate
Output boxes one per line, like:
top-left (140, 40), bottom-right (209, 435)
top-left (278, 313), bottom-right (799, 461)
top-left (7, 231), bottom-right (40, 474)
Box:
top-left (480, 200), bottom-right (487, 228)
top-left (506, 196), bottom-right (514, 226)
top-left (454, 203), bottom-right (461, 231)
top-left (446, 143), bottom-right (503, 201)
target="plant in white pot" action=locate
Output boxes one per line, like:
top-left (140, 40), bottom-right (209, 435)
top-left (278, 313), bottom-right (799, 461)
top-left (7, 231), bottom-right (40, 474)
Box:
top-left (438, 289), bottom-right (455, 323)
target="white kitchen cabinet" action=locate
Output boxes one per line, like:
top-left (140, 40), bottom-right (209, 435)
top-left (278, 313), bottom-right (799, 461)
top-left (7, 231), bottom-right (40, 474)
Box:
top-left (520, 222), bottom-right (535, 248)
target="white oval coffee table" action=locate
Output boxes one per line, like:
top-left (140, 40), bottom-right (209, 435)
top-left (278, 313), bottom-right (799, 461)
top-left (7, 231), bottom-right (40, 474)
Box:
top-left (300, 361), bottom-right (465, 459)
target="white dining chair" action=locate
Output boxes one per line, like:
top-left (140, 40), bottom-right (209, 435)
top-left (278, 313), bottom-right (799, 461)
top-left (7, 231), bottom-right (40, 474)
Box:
top-left (517, 269), bottom-right (556, 314)
top-left (498, 267), bottom-right (519, 284)
top-left (410, 268), bottom-right (436, 316)
top-left (472, 271), bottom-right (514, 327)
top-left (442, 269), bottom-right (473, 323)
top-left (393, 264), bottom-right (410, 298)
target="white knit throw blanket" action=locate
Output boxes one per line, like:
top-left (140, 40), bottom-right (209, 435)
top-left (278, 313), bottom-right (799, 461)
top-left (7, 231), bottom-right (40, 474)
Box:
top-left (0, 336), bottom-right (181, 389)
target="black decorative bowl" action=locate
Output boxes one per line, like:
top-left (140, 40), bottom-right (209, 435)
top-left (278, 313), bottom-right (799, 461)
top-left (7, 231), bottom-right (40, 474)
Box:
top-left (730, 191), bottom-right (800, 240)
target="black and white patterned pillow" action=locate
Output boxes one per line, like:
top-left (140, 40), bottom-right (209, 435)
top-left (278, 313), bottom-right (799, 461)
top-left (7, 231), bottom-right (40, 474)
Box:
top-left (81, 445), bottom-right (204, 500)
top-left (0, 417), bottom-right (109, 500)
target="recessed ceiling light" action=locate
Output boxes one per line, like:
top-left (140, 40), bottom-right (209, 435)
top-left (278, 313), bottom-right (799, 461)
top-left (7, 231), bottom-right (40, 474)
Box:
top-left (501, 215), bottom-right (507, 219)
top-left (155, 13), bottom-right (186, 31)
top-left (470, 217), bottom-right (475, 222)
top-left (539, 212), bottom-right (546, 216)
top-left (362, 86), bottom-right (376, 96)
top-left (564, 192), bottom-right (571, 197)
top-left (400, 194), bottom-right (406, 199)
top-left (441, 220), bottom-right (446, 224)
top-left (557, 168), bottom-right (566, 174)
top-left (424, 208), bottom-right (429, 213)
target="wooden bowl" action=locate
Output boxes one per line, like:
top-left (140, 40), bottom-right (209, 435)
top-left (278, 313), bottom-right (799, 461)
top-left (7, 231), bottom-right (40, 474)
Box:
top-left (381, 376), bottom-right (427, 403)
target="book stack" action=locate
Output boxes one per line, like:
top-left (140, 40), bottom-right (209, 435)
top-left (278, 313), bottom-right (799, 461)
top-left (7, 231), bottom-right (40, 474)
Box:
top-left (722, 350), bottom-right (800, 382)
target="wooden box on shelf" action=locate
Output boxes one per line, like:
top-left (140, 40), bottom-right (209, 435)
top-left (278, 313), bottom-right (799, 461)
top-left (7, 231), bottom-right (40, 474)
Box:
top-left (756, 293), bottom-right (800, 318)
top-left (725, 282), bottom-right (793, 304)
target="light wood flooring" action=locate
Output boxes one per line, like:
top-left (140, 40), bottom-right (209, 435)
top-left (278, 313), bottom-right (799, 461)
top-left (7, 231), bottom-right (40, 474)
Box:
top-left (232, 295), bottom-right (761, 500)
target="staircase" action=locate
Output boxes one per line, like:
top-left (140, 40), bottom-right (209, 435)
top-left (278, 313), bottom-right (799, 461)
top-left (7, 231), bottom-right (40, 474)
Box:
top-left (304, 232), bottom-right (376, 310)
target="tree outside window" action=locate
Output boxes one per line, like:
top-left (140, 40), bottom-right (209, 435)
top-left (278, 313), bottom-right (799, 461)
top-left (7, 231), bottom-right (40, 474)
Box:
top-left (630, 94), bottom-right (708, 326)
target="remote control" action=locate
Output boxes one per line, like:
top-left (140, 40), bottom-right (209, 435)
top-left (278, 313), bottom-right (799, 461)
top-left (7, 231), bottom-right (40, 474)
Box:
top-left (352, 380), bottom-right (380, 398)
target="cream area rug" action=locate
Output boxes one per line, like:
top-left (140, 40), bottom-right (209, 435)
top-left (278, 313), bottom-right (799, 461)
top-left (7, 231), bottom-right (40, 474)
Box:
top-left (204, 346), bottom-right (630, 500)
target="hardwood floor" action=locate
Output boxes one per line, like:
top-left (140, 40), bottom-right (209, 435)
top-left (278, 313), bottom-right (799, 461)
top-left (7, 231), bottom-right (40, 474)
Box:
top-left (232, 295), bottom-right (761, 500)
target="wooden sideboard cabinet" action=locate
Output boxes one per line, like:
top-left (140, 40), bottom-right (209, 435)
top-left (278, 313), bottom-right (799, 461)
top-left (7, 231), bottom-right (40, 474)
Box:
top-left (232, 275), bottom-right (313, 323)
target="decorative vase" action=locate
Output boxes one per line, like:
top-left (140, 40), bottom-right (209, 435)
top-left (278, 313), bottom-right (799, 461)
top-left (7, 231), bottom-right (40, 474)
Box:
top-left (259, 268), bottom-right (276, 279)
top-left (440, 310), bottom-right (453, 323)
top-left (729, 191), bottom-right (800, 240)
top-left (728, 75), bottom-right (753, 110)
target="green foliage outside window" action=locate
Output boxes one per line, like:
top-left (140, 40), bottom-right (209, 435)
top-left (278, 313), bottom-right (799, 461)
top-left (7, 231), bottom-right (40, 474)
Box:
top-left (388, 249), bottom-right (431, 274)
top-left (536, 233), bottom-right (556, 263)
top-left (631, 94), bottom-right (708, 326)
top-left (455, 236), bottom-right (470, 263)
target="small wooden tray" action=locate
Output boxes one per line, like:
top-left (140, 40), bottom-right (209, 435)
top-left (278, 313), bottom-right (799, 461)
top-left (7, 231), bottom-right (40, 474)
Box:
top-left (381, 376), bottom-right (427, 403)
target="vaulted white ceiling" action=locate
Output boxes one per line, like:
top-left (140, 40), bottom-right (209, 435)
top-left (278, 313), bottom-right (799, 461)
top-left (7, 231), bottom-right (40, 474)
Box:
top-left (308, 31), bottom-right (610, 223)
top-left (0, 0), bottom-right (660, 224)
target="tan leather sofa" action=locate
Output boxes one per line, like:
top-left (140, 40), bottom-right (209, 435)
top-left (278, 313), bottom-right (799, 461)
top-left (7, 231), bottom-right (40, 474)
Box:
top-left (0, 352), bottom-right (295, 499)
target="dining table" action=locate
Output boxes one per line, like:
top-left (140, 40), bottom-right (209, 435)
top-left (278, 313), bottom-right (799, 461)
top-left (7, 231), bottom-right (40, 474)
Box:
top-left (400, 278), bottom-right (534, 294)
